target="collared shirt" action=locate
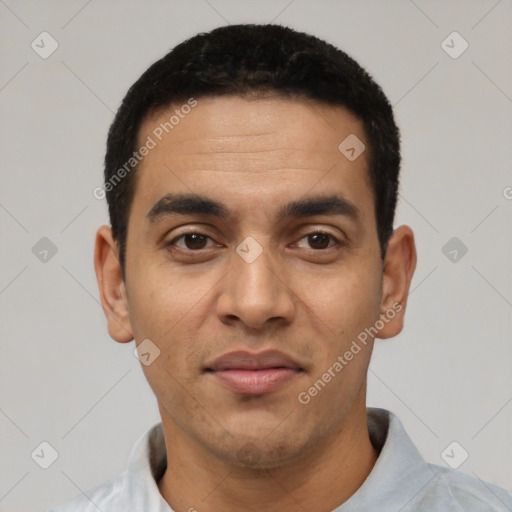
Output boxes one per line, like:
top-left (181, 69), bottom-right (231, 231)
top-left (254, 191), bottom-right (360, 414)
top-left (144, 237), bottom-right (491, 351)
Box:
top-left (49, 408), bottom-right (512, 511)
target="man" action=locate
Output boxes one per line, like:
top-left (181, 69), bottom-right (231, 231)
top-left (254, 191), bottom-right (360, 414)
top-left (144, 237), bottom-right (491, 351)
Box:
top-left (51, 24), bottom-right (511, 511)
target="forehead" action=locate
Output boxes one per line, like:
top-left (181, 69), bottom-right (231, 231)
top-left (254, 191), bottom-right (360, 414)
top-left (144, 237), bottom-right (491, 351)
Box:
top-left (131, 95), bottom-right (373, 226)
top-left (139, 95), bottom-right (368, 170)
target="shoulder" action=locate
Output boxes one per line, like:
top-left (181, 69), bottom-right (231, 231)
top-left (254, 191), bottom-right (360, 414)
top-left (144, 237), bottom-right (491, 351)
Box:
top-left (48, 422), bottom-right (166, 512)
top-left (409, 463), bottom-right (512, 511)
top-left (48, 472), bottom-right (127, 512)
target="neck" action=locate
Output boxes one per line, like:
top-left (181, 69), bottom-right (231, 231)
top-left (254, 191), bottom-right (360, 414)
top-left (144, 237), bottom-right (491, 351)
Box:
top-left (157, 401), bottom-right (378, 512)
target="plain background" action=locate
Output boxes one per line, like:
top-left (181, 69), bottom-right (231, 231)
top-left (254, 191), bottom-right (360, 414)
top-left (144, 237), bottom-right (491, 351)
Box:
top-left (1, 1), bottom-right (511, 511)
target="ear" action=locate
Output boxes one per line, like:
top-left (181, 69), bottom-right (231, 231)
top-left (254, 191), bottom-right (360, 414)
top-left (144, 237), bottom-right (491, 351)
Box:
top-left (377, 225), bottom-right (417, 339)
top-left (94, 225), bottom-right (134, 343)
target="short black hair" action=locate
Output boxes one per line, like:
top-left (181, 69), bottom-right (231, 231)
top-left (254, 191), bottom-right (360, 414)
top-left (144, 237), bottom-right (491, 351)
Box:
top-left (104, 23), bottom-right (400, 278)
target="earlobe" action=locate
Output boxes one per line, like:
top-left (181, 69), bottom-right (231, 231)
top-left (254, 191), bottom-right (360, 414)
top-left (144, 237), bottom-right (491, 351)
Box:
top-left (94, 225), bottom-right (134, 343)
top-left (377, 225), bottom-right (417, 339)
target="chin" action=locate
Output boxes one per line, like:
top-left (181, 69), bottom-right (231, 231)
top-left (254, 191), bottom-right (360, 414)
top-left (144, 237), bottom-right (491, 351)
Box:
top-left (228, 441), bottom-right (301, 470)
top-left (206, 426), bottom-right (315, 471)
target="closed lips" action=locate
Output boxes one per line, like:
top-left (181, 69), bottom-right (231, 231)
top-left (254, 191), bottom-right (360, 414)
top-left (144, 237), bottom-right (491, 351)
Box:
top-left (205, 350), bottom-right (304, 372)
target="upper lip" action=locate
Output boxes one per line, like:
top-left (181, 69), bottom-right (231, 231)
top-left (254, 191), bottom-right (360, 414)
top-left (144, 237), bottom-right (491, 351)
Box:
top-left (205, 350), bottom-right (303, 372)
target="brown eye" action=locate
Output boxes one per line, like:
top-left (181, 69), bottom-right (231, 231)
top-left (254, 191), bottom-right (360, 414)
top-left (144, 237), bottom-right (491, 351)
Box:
top-left (307, 233), bottom-right (331, 250)
top-left (169, 233), bottom-right (213, 250)
top-left (294, 232), bottom-right (339, 250)
top-left (184, 234), bottom-right (208, 249)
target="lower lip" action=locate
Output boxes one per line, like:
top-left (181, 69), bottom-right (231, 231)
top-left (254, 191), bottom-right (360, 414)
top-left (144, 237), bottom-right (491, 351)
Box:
top-left (210, 368), bottom-right (301, 395)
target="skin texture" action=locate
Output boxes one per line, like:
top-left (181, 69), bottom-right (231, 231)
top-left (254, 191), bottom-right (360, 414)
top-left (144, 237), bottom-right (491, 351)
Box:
top-left (94, 95), bottom-right (416, 512)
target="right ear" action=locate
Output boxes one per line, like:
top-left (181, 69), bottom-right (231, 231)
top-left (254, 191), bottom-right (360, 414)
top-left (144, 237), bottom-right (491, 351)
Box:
top-left (93, 225), bottom-right (134, 343)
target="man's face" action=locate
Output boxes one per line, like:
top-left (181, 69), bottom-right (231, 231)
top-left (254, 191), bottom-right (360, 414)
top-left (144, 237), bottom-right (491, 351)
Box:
top-left (115, 96), bottom-right (394, 467)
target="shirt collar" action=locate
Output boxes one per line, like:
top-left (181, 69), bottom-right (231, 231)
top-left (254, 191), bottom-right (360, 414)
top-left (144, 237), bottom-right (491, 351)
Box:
top-left (335, 407), bottom-right (438, 511)
top-left (122, 419), bottom-right (171, 511)
top-left (122, 407), bottom-right (434, 511)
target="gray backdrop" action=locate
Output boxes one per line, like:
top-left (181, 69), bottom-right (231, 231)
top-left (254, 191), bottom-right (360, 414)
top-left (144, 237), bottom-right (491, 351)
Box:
top-left (1, 1), bottom-right (511, 511)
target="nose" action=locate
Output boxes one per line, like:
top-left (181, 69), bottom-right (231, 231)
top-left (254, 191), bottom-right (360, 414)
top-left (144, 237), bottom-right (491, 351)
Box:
top-left (216, 242), bottom-right (296, 331)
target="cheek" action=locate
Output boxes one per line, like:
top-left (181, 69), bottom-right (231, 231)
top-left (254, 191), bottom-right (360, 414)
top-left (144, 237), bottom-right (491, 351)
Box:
top-left (136, 322), bottom-right (204, 418)
top-left (126, 260), bottom-right (216, 364)
top-left (127, 262), bottom-right (207, 339)
top-left (299, 262), bottom-right (382, 343)
top-left (296, 267), bottom-right (381, 414)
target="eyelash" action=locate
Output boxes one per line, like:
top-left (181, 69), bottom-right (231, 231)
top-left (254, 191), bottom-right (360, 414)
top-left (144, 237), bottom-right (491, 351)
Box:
top-left (165, 231), bottom-right (343, 253)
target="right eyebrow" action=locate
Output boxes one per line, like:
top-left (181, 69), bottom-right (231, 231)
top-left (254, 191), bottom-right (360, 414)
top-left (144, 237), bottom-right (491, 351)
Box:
top-left (147, 193), bottom-right (229, 224)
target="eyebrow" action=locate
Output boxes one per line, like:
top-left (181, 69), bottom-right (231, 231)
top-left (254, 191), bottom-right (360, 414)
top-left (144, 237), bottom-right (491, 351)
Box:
top-left (146, 193), bottom-right (361, 224)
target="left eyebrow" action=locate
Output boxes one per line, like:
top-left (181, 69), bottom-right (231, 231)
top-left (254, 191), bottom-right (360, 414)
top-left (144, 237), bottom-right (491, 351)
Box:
top-left (275, 194), bottom-right (361, 223)
top-left (146, 193), bottom-right (361, 224)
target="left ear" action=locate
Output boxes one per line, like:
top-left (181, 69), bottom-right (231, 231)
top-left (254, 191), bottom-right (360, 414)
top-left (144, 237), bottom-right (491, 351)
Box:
top-left (377, 225), bottom-right (417, 339)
